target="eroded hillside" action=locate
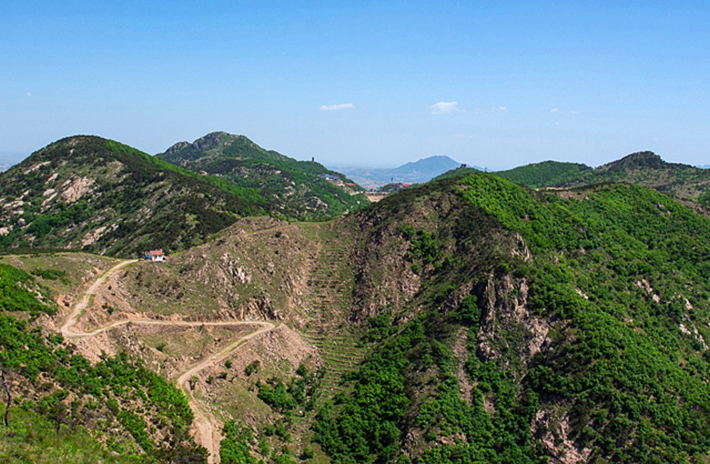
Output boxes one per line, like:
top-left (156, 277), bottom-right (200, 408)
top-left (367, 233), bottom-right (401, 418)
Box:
top-left (0, 256), bottom-right (205, 463)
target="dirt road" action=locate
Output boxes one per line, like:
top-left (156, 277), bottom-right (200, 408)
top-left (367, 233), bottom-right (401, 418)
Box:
top-left (60, 259), bottom-right (276, 464)
top-left (61, 259), bottom-right (138, 339)
top-left (176, 320), bottom-right (274, 463)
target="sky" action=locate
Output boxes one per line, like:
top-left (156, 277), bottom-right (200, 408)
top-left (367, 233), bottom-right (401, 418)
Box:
top-left (1, 1), bottom-right (708, 170)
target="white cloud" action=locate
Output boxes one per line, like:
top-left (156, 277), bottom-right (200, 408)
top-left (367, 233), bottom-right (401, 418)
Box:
top-left (24, 92), bottom-right (32, 97)
top-left (498, 106), bottom-right (507, 112)
top-left (551, 108), bottom-right (559, 113)
top-left (431, 101), bottom-right (459, 114)
top-left (320, 103), bottom-right (355, 111)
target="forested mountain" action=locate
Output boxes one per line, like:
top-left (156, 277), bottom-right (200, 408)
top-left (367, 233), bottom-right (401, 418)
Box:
top-left (4, 149), bottom-right (710, 463)
top-left (158, 131), bottom-right (368, 219)
top-left (304, 173), bottom-right (710, 463)
top-left (0, 135), bottom-right (268, 257)
top-left (494, 151), bottom-right (710, 204)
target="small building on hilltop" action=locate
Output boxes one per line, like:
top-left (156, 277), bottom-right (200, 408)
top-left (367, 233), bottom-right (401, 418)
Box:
top-left (145, 249), bottom-right (165, 262)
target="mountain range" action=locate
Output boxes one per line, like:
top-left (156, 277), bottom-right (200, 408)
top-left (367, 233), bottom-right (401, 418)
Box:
top-left (495, 151), bottom-right (710, 204)
top-left (2, 136), bottom-right (710, 463)
top-left (434, 151), bottom-right (710, 207)
top-left (0, 133), bottom-right (367, 257)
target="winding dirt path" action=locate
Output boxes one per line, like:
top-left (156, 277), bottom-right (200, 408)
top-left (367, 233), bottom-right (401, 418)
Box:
top-left (176, 321), bottom-right (274, 463)
top-left (60, 259), bottom-right (277, 464)
top-left (61, 259), bottom-right (138, 339)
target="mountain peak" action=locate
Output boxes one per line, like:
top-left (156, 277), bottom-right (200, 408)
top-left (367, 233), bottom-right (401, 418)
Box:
top-left (602, 151), bottom-right (666, 171)
top-left (156, 132), bottom-right (367, 219)
top-left (164, 131), bottom-right (239, 156)
top-left (394, 155), bottom-right (460, 174)
top-left (337, 155), bottom-right (462, 187)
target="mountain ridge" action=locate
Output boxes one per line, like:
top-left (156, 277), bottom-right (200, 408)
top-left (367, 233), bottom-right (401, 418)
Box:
top-left (158, 131), bottom-right (368, 220)
top-left (463, 150), bottom-right (710, 204)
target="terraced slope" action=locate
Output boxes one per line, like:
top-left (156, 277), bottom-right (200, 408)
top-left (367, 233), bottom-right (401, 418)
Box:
top-left (301, 224), bottom-right (365, 396)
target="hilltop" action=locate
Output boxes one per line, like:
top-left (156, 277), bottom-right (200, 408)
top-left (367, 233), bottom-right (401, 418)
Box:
top-left (494, 151), bottom-right (710, 203)
top-left (490, 160), bottom-right (592, 188)
top-left (158, 131), bottom-right (368, 220)
top-left (0, 135), bottom-right (267, 257)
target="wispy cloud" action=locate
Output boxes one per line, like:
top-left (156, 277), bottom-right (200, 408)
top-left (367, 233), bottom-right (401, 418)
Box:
top-left (320, 103), bottom-right (355, 111)
top-left (24, 92), bottom-right (32, 97)
top-left (550, 108), bottom-right (579, 115)
top-left (431, 101), bottom-right (459, 114)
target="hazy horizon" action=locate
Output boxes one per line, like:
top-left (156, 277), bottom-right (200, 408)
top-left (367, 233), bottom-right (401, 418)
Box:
top-left (2, 1), bottom-right (708, 170)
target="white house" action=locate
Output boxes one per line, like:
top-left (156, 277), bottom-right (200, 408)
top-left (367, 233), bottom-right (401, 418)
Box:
top-left (145, 249), bottom-right (165, 261)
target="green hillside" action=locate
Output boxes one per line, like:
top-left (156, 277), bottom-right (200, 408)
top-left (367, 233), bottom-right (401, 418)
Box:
top-left (0, 262), bottom-right (204, 463)
top-left (494, 152), bottom-right (710, 203)
top-left (308, 174), bottom-right (710, 463)
top-left (0, 135), bottom-right (268, 257)
top-left (158, 131), bottom-right (369, 220)
top-left (495, 160), bottom-right (592, 188)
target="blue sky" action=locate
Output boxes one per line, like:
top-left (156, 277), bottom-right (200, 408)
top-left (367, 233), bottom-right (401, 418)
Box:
top-left (1, 1), bottom-right (708, 169)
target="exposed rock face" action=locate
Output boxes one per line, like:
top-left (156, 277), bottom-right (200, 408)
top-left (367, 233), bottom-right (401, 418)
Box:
top-left (239, 296), bottom-right (281, 320)
top-left (163, 141), bottom-right (190, 157)
top-left (532, 410), bottom-right (593, 464)
top-left (477, 274), bottom-right (549, 363)
top-left (61, 176), bottom-right (95, 203)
